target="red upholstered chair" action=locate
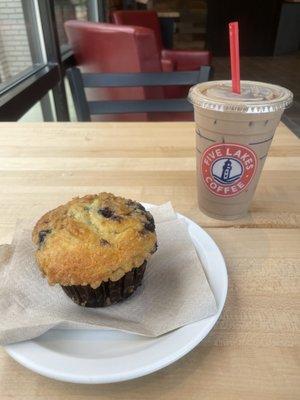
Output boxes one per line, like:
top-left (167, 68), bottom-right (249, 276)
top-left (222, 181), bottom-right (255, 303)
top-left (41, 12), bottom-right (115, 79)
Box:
top-left (64, 20), bottom-right (195, 121)
top-left (111, 10), bottom-right (212, 72)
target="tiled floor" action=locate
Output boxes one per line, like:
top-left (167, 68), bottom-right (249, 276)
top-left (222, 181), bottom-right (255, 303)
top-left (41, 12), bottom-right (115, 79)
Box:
top-left (212, 52), bottom-right (300, 137)
top-left (19, 52), bottom-right (300, 138)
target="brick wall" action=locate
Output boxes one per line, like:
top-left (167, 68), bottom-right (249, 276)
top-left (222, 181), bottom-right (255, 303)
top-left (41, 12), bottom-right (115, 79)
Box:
top-left (55, 2), bottom-right (87, 46)
top-left (0, 0), bottom-right (32, 83)
top-left (0, 0), bottom-right (87, 84)
top-left (55, 1), bottom-right (76, 46)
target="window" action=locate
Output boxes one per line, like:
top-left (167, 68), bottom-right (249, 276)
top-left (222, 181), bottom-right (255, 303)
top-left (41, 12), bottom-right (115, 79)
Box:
top-left (0, 0), bottom-right (104, 121)
top-left (54, 0), bottom-right (88, 52)
top-left (19, 101), bottom-right (44, 121)
top-left (0, 0), bottom-right (69, 121)
top-left (0, 0), bottom-right (44, 87)
top-left (19, 91), bottom-right (57, 122)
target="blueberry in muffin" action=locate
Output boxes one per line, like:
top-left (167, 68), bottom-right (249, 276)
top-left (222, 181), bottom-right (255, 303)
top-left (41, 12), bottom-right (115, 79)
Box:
top-left (32, 193), bottom-right (157, 307)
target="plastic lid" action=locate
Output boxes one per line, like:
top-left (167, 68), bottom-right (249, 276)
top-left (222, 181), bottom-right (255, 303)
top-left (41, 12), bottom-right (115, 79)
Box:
top-left (188, 80), bottom-right (293, 114)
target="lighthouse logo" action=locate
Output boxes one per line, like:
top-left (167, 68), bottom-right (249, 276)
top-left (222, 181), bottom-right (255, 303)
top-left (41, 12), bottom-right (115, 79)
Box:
top-left (212, 158), bottom-right (243, 184)
top-left (201, 143), bottom-right (258, 197)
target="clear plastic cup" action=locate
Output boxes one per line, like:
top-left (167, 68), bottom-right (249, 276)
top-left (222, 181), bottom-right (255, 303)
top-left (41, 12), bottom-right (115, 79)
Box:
top-left (188, 80), bottom-right (293, 220)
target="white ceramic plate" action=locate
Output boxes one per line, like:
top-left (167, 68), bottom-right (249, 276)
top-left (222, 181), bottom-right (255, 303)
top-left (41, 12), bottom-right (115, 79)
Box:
top-left (5, 207), bottom-right (228, 384)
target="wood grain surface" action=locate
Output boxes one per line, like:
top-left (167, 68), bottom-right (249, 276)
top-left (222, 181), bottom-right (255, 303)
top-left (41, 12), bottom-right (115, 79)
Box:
top-left (0, 122), bottom-right (299, 399)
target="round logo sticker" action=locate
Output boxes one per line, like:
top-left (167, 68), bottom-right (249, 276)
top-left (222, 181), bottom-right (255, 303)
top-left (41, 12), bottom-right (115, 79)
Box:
top-left (201, 143), bottom-right (258, 197)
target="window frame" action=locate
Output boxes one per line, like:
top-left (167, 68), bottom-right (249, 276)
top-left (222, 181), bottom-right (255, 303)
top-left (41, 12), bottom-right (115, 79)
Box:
top-left (0, 0), bottom-right (105, 122)
top-left (0, 64), bottom-right (60, 121)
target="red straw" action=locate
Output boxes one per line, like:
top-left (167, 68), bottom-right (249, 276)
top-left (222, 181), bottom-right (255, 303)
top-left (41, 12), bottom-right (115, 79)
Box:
top-left (229, 21), bottom-right (240, 93)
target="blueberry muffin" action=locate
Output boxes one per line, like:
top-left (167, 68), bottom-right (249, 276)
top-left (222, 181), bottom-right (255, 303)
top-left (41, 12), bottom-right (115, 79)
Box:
top-left (32, 193), bottom-right (157, 307)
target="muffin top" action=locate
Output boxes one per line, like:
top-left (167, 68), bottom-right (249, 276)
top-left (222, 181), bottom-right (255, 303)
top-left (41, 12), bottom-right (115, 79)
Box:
top-left (32, 193), bottom-right (157, 288)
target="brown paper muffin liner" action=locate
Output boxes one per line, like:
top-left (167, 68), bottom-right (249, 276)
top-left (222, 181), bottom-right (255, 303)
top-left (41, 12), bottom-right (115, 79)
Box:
top-left (61, 261), bottom-right (147, 308)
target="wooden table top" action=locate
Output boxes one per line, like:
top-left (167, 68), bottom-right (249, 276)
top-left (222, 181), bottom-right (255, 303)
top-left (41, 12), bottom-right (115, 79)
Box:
top-left (0, 122), bottom-right (299, 399)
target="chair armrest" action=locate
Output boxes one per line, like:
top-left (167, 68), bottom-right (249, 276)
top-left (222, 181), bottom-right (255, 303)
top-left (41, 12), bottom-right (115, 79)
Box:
top-left (161, 49), bottom-right (212, 71)
top-left (161, 58), bottom-right (176, 72)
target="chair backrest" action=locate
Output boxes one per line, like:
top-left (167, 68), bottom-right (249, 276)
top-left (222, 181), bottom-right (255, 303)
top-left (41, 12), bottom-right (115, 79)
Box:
top-left (65, 20), bottom-right (165, 121)
top-left (67, 66), bottom-right (212, 122)
top-left (112, 10), bottom-right (163, 52)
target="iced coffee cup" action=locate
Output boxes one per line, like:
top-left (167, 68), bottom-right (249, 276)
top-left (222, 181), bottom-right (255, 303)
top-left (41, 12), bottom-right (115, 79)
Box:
top-left (188, 80), bottom-right (293, 220)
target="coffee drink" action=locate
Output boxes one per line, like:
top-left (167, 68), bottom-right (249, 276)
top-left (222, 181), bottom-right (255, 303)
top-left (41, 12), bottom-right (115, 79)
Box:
top-left (188, 80), bottom-right (293, 219)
